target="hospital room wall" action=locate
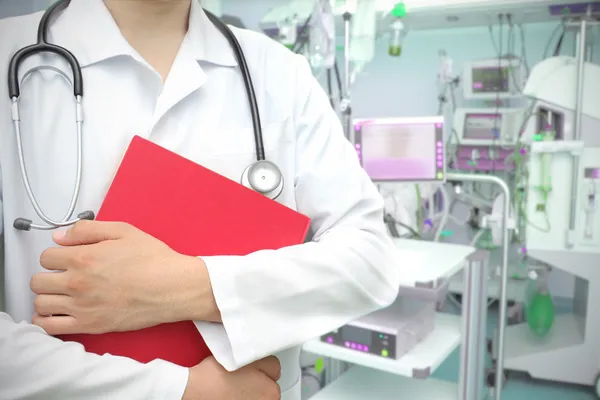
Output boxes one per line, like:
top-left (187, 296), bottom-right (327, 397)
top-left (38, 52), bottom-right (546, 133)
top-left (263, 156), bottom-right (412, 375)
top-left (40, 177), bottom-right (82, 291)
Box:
top-left (0, 0), bottom-right (52, 18)
top-left (223, 0), bottom-right (600, 300)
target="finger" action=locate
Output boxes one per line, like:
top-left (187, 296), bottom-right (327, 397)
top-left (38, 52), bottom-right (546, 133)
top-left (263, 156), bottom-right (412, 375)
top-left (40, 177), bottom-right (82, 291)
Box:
top-left (30, 272), bottom-right (70, 295)
top-left (39, 247), bottom-right (72, 271)
top-left (248, 356), bottom-right (281, 381)
top-left (53, 220), bottom-right (131, 246)
top-left (32, 314), bottom-right (79, 335)
top-left (33, 294), bottom-right (72, 316)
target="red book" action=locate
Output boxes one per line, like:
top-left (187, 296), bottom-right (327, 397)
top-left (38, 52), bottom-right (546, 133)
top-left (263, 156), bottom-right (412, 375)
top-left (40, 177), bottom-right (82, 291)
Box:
top-left (58, 135), bottom-right (310, 367)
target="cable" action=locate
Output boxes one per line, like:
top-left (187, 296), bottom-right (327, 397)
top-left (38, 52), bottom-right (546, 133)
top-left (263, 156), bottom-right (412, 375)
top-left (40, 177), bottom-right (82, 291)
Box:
top-left (384, 213), bottom-right (421, 239)
top-left (292, 15), bottom-right (312, 53)
top-left (505, 14), bottom-right (523, 93)
top-left (415, 185), bottom-right (423, 236)
top-left (433, 185), bottom-right (450, 241)
top-left (326, 68), bottom-right (334, 107)
top-left (553, 29), bottom-right (566, 56)
top-left (334, 61), bottom-right (343, 100)
top-left (542, 21), bottom-right (566, 60)
top-left (518, 24), bottom-right (530, 76)
top-left (491, 14), bottom-right (504, 175)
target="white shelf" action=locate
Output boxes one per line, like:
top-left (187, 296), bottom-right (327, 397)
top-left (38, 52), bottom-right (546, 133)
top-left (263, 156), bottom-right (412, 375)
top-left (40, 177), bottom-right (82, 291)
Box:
top-left (448, 266), bottom-right (529, 302)
top-left (303, 313), bottom-right (460, 378)
top-left (504, 314), bottom-right (584, 361)
top-left (311, 366), bottom-right (458, 400)
top-left (392, 239), bottom-right (474, 288)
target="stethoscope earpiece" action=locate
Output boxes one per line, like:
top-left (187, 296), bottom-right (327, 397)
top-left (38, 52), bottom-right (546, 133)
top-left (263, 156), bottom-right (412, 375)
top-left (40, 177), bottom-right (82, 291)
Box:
top-left (241, 161), bottom-right (284, 200)
top-left (13, 218), bottom-right (33, 231)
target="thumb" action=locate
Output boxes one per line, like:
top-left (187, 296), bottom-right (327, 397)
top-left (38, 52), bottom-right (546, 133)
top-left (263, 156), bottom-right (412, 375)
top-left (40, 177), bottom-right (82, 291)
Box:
top-left (52, 220), bottom-right (127, 246)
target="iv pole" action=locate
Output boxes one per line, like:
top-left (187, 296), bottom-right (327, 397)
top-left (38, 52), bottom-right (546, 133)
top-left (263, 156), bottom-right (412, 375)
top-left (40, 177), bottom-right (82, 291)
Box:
top-left (341, 11), bottom-right (353, 143)
top-left (566, 5), bottom-right (591, 248)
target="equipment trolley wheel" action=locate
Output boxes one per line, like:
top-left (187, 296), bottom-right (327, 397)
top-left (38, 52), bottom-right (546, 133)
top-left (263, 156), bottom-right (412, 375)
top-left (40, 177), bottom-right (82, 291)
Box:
top-left (486, 367), bottom-right (507, 388)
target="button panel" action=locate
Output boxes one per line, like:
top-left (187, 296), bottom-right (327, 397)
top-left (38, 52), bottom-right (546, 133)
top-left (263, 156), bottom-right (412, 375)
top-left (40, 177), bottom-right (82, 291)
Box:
top-left (320, 328), bottom-right (396, 359)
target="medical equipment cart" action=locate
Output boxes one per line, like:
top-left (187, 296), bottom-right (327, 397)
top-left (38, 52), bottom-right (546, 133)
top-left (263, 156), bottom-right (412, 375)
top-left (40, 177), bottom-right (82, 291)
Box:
top-left (303, 240), bottom-right (489, 400)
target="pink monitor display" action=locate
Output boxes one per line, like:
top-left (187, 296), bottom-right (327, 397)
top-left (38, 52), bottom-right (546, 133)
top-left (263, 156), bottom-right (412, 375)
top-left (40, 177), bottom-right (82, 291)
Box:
top-left (354, 117), bottom-right (445, 182)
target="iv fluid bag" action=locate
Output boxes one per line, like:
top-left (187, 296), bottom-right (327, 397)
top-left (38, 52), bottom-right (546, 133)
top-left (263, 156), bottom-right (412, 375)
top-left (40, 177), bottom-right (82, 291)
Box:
top-left (524, 271), bottom-right (555, 338)
top-left (389, 19), bottom-right (405, 57)
top-left (309, 0), bottom-right (336, 69)
top-left (350, 0), bottom-right (377, 64)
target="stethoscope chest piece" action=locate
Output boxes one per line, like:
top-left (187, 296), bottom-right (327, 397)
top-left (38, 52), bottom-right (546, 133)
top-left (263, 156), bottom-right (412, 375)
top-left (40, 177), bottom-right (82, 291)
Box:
top-left (242, 160), bottom-right (284, 200)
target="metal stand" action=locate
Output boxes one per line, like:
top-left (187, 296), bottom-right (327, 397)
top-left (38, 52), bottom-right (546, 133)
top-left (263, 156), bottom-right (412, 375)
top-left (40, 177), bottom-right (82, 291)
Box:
top-left (447, 172), bottom-right (511, 400)
top-left (0, 235), bottom-right (4, 312)
top-left (459, 250), bottom-right (490, 400)
top-left (566, 8), bottom-right (591, 248)
top-left (340, 12), bottom-right (353, 143)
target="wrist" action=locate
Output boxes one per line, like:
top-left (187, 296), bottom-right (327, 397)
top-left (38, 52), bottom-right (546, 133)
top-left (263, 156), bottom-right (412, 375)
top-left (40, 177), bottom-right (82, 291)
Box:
top-left (182, 366), bottom-right (202, 400)
top-left (170, 254), bottom-right (221, 323)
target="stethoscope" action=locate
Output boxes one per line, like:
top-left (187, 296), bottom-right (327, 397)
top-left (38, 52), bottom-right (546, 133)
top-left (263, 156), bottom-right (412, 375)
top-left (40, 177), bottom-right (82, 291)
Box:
top-left (8, 0), bottom-right (284, 232)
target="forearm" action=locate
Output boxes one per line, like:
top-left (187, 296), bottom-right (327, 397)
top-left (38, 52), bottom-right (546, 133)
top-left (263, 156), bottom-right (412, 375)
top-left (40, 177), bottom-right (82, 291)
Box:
top-left (0, 313), bottom-right (188, 400)
top-left (168, 255), bottom-right (221, 323)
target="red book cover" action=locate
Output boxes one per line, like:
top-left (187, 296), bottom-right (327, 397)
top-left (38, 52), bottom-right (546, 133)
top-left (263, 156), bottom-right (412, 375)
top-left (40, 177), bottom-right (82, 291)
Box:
top-left (57, 135), bottom-right (310, 366)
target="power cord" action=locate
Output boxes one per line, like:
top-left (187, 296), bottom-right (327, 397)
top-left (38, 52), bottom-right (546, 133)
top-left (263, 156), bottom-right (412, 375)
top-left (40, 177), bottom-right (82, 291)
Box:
top-left (542, 21), bottom-right (566, 59)
top-left (384, 213), bottom-right (421, 239)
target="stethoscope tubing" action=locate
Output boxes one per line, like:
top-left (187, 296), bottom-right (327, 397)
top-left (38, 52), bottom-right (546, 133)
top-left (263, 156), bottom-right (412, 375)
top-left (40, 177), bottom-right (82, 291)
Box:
top-left (7, 0), bottom-right (277, 231)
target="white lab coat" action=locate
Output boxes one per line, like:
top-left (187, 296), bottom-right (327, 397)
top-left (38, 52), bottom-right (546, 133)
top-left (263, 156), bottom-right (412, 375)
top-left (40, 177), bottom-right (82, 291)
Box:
top-left (0, 1), bottom-right (399, 399)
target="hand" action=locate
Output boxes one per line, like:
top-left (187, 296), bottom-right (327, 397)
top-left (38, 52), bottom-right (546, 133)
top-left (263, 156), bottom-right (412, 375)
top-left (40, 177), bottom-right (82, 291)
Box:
top-left (184, 356), bottom-right (281, 400)
top-left (30, 220), bottom-right (212, 335)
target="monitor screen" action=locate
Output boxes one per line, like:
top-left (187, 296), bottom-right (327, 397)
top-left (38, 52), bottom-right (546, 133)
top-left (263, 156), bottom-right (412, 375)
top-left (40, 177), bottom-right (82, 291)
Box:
top-left (464, 113), bottom-right (502, 139)
top-left (471, 66), bottom-right (509, 93)
top-left (354, 117), bottom-right (445, 182)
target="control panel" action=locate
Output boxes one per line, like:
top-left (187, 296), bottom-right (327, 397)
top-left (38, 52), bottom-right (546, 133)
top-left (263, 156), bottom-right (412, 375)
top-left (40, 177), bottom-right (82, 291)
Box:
top-left (454, 108), bottom-right (526, 146)
top-left (321, 325), bottom-right (397, 359)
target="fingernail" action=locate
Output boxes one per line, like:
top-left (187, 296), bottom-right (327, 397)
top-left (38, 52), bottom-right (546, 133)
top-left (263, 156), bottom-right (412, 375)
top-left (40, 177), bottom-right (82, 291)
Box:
top-left (52, 230), bottom-right (67, 241)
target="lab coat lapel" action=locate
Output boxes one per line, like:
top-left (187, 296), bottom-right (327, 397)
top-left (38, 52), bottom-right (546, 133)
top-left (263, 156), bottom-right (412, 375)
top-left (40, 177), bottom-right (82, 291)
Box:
top-left (152, 44), bottom-right (207, 132)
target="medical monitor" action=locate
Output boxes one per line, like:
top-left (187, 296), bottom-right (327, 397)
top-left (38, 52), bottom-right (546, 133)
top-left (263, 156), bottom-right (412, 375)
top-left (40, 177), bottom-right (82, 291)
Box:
top-left (454, 108), bottom-right (526, 146)
top-left (463, 59), bottom-right (524, 100)
top-left (354, 116), bottom-right (445, 182)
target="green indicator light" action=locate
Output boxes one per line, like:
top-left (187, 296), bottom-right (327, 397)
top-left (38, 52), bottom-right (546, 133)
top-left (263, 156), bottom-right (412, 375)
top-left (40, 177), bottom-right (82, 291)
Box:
top-left (314, 358), bottom-right (325, 374)
top-left (379, 334), bottom-right (383, 338)
top-left (381, 349), bottom-right (389, 357)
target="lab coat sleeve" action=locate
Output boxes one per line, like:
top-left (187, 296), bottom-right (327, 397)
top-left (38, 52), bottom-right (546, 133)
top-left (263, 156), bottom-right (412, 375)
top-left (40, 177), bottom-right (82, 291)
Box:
top-left (0, 313), bottom-right (189, 399)
top-left (195, 54), bottom-right (400, 371)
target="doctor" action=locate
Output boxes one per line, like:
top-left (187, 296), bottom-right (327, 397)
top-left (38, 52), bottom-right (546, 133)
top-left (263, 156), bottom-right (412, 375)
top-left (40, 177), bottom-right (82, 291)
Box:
top-left (0, 0), bottom-right (399, 399)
